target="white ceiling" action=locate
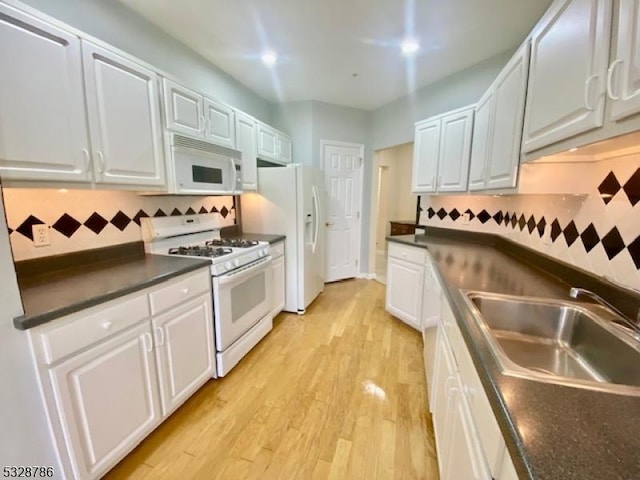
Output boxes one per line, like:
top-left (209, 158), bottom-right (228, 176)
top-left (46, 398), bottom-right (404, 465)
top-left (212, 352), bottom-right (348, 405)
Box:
top-left (119, 0), bottom-right (553, 110)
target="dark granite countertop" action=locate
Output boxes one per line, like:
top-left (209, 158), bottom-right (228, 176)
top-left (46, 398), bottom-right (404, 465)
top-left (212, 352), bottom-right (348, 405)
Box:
top-left (388, 232), bottom-right (640, 480)
top-left (222, 232), bottom-right (286, 244)
top-left (14, 245), bottom-right (211, 330)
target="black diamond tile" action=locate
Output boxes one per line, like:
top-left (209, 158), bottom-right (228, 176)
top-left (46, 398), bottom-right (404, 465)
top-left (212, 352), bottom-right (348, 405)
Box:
top-left (220, 206), bottom-right (229, 218)
top-left (170, 208), bottom-right (182, 216)
top-left (493, 211), bottom-right (503, 225)
top-left (601, 227), bottom-right (625, 260)
top-left (527, 215), bottom-right (536, 234)
top-left (198, 206), bottom-right (209, 214)
top-left (154, 209), bottom-right (167, 217)
top-left (185, 207), bottom-right (196, 215)
top-left (623, 168), bottom-right (640, 206)
top-left (504, 212), bottom-right (511, 226)
top-left (510, 214), bottom-right (517, 229)
top-left (449, 208), bottom-right (461, 221)
top-left (628, 235), bottom-right (640, 269)
top-left (111, 211), bottom-right (131, 232)
top-left (8, 227), bottom-right (13, 235)
top-left (477, 210), bottom-right (491, 224)
top-left (16, 215), bottom-right (45, 240)
top-left (536, 217), bottom-right (547, 237)
top-left (580, 224), bottom-right (600, 253)
top-left (132, 210), bottom-right (149, 226)
top-left (598, 171), bottom-right (621, 205)
top-left (437, 208), bottom-right (447, 220)
top-left (518, 214), bottom-right (526, 231)
top-left (427, 207), bottom-right (436, 219)
top-left (211, 206), bottom-right (219, 213)
top-left (550, 219), bottom-right (562, 242)
top-left (84, 213), bottom-right (108, 234)
top-left (464, 209), bottom-right (475, 221)
top-left (52, 214), bottom-right (81, 238)
top-left (563, 221), bottom-right (579, 247)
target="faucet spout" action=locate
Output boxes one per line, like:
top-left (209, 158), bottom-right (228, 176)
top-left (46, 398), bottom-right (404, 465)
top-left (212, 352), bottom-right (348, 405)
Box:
top-left (569, 287), bottom-right (640, 335)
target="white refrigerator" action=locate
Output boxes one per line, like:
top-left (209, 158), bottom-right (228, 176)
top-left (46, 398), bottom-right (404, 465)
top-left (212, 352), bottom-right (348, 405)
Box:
top-left (241, 164), bottom-right (325, 313)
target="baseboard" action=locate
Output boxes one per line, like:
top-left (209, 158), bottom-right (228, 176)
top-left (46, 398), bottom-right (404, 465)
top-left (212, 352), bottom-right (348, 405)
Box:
top-left (357, 272), bottom-right (377, 280)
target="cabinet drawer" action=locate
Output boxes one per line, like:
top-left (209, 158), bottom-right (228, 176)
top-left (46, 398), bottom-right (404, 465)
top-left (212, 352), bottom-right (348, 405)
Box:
top-left (149, 269), bottom-right (211, 315)
top-left (388, 242), bottom-right (426, 264)
top-left (36, 294), bottom-right (150, 365)
top-left (271, 241), bottom-right (285, 259)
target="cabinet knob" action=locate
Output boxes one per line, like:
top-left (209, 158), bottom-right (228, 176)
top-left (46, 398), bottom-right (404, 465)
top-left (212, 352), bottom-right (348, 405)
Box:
top-left (101, 321), bottom-right (112, 330)
top-left (182, 287), bottom-right (190, 295)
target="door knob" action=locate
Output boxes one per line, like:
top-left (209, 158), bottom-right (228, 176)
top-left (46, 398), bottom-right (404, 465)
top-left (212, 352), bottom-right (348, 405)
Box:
top-left (325, 222), bottom-right (334, 227)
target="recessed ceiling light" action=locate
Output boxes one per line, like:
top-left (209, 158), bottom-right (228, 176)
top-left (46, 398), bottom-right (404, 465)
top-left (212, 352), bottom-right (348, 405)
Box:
top-left (261, 51), bottom-right (278, 66)
top-left (401, 40), bottom-right (420, 56)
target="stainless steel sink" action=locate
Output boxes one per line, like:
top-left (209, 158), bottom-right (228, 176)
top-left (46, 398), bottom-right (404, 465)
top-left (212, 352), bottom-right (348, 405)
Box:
top-left (463, 291), bottom-right (640, 395)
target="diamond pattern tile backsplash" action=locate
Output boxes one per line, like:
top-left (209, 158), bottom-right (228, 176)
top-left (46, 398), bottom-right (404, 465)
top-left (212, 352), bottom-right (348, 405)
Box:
top-left (3, 189), bottom-right (236, 261)
top-left (419, 155), bottom-right (640, 290)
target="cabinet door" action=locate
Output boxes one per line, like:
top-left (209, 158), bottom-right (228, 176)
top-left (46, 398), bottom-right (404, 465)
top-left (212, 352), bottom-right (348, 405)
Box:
top-left (468, 90), bottom-right (494, 191)
top-left (609, 0), bottom-right (640, 121)
top-left (0, 4), bottom-right (90, 182)
top-left (163, 79), bottom-right (204, 137)
top-left (385, 257), bottom-right (424, 330)
top-left (50, 322), bottom-right (160, 479)
top-left (204, 98), bottom-right (235, 148)
top-left (486, 41), bottom-right (530, 190)
top-left (152, 294), bottom-right (215, 417)
top-left (82, 42), bottom-right (165, 187)
top-left (235, 111), bottom-right (258, 190)
top-left (522, 0), bottom-right (612, 152)
top-left (277, 134), bottom-right (293, 163)
top-left (256, 123), bottom-right (278, 161)
top-left (444, 382), bottom-right (492, 480)
top-left (271, 254), bottom-right (286, 317)
top-left (438, 109), bottom-right (474, 192)
top-left (412, 119), bottom-right (441, 193)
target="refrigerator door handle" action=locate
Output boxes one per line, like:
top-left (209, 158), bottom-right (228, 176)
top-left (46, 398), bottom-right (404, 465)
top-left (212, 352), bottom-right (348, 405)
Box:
top-left (312, 185), bottom-right (320, 253)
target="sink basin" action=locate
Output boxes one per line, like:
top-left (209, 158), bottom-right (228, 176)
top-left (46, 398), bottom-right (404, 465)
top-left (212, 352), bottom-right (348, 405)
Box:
top-left (464, 291), bottom-right (640, 395)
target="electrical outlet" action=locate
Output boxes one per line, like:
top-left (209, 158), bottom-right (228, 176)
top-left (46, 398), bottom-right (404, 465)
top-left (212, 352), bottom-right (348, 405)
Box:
top-left (32, 224), bottom-right (50, 247)
top-left (462, 212), bottom-right (471, 225)
top-left (542, 224), bottom-right (552, 245)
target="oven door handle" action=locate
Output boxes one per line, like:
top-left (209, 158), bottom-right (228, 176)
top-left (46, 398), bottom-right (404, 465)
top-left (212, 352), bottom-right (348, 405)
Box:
top-left (216, 256), bottom-right (272, 286)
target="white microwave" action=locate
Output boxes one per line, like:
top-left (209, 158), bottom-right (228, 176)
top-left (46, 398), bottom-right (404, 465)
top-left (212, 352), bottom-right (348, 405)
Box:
top-left (169, 133), bottom-right (243, 195)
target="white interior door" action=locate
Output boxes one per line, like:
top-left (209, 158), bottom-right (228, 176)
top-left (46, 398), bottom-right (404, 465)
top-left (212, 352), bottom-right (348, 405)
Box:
top-left (323, 141), bottom-right (363, 283)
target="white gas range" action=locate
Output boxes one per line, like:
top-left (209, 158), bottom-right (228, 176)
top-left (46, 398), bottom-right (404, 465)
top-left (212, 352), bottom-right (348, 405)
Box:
top-left (141, 214), bottom-right (273, 377)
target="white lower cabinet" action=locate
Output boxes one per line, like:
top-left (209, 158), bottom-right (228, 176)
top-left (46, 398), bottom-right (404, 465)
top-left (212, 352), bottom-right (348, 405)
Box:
top-left (430, 299), bottom-right (518, 480)
top-left (29, 268), bottom-right (214, 480)
top-left (271, 241), bottom-right (286, 317)
top-left (385, 243), bottom-right (426, 330)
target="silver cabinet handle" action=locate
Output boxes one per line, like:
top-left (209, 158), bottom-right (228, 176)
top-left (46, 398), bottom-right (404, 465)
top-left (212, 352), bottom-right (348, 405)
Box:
top-left (141, 332), bottom-right (153, 353)
top-left (81, 149), bottom-right (90, 172)
top-left (95, 151), bottom-right (105, 173)
top-left (607, 59), bottom-right (623, 101)
top-left (155, 327), bottom-right (165, 347)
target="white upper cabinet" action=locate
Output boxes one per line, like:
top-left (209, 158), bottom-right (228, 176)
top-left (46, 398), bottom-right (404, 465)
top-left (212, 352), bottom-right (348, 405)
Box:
top-left (486, 41), bottom-right (530, 190)
top-left (412, 106), bottom-right (474, 194)
top-left (163, 79), bottom-right (204, 137)
top-left (203, 98), bottom-right (235, 148)
top-left (82, 41), bottom-right (165, 187)
top-left (438, 109), bottom-right (474, 192)
top-left (468, 90), bottom-right (494, 191)
top-left (0, 4), bottom-right (90, 182)
top-left (256, 122), bottom-right (292, 164)
top-left (235, 111), bottom-right (258, 190)
top-left (522, 0), bottom-right (612, 153)
top-left (608, 0), bottom-right (640, 121)
top-left (278, 135), bottom-right (293, 163)
top-left (256, 122), bottom-right (279, 161)
top-left (412, 119), bottom-right (441, 193)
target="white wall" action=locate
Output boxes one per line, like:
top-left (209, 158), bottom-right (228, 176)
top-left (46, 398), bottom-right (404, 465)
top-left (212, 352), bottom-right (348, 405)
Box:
top-left (372, 50), bottom-right (512, 150)
top-left (272, 101), bottom-right (314, 164)
top-left (17, 0), bottom-right (274, 123)
top-left (0, 187), bottom-right (61, 470)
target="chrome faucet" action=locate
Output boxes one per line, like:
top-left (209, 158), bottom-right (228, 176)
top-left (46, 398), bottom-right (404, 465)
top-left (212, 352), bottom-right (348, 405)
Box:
top-left (569, 287), bottom-right (640, 336)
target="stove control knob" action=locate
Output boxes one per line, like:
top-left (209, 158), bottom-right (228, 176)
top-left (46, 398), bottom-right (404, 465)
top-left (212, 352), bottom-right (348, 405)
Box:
top-left (234, 259), bottom-right (241, 267)
top-left (224, 262), bottom-right (232, 271)
top-left (263, 248), bottom-right (269, 256)
top-left (258, 250), bottom-right (264, 257)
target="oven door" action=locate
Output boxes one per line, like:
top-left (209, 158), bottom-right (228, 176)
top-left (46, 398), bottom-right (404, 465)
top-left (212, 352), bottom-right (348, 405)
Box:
top-left (212, 256), bottom-right (273, 351)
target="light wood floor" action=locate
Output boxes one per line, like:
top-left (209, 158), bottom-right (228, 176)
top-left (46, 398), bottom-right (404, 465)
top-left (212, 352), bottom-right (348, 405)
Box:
top-left (105, 279), bottom-right (439, 479)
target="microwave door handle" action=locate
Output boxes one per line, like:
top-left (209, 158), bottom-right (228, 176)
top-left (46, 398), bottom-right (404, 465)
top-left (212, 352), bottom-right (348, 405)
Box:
top-left (230, 157), bottom-right (238, 193)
